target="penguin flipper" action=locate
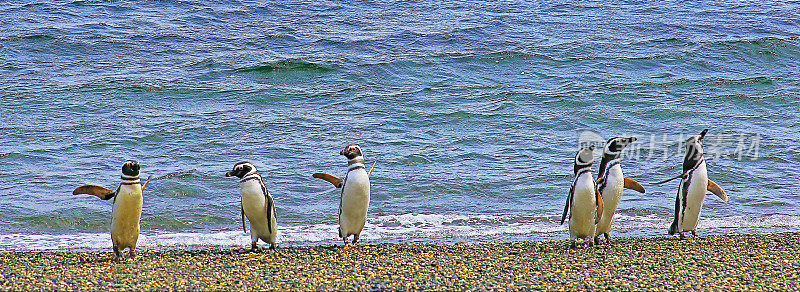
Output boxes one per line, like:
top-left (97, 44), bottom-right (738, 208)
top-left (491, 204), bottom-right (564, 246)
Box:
top-left (265, 192), bottom-right (275, 234)
top-left (707, 179), bottom-right (728, 202)
top-left (623, 177), bottom-right (646, 193)
top-left (595, 189), bottom-right (604, 224)
top-left (652, 173), bottom-right (685, 185)
top-left (141, 175), bottom-right (154, 191)
top-left (368, 161), bottom-right (377, 178)
top-left (561, 184), bottom-right (574, 225)
top-left (241, 205), bottom-right (247, 233)
top-left (73, 185), bottom-right (116, 200)
top-left (669, 186), bottom-right (681, 235)
top-left (313, 173), bottom-right (343, 188)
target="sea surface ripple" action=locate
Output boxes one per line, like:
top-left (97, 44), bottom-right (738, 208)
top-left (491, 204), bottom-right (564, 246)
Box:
top-left (1, 0), bottom-right (799, 249)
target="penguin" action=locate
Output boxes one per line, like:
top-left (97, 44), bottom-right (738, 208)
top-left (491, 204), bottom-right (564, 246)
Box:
top-left (313, 144), bottom-right (372, 246)
top-left (226, 161), bottom-right (278, 251)
top-left (73, 160), bottom-right (152, 261)
top-left (655, 129), bottom-right (729, 239)
top-left (560, 146), bottom-right (603, 248)
top-left (594, 137), bottom-right (646, 245)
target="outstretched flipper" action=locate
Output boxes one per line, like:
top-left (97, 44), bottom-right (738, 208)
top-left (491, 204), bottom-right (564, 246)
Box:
top-left (141, 175), bottom-right (154, 191)
top-left (73, 185), bottom-right (116, 200)
top-left (368, 161), bottom-right (377, 178)
top-left (595, 189), bottom-right (604, 224)
top-left (561, 185), bottom-right (574, 225)
top-left (624, 177), bottom-right (646, 193)
top-left (313, 173), bottom-right (343, 188)
top-left (652, 173), bottom-right (686, 185)
top-left (707, 179), bottom-right (728, 202)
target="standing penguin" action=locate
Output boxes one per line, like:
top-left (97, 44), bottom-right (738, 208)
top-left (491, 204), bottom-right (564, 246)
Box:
top-left (226, 162), bottom-right (278, 251)
top-left (73, 160), bottom-right (152, 261)
top-left (594, 137), bottom-right (646, 245)
top-left (313, 144), bottom-right (371, 246)
top-left (656, 129), bottom-right (728, 239)
top-left (561, 146), bottom-right (603, 248)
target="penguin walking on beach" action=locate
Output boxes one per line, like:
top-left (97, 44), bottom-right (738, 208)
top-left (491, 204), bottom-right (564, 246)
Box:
top-left (313, 144), bottom-right (372, 246)
top-left (594, 137), bottom-right (646, 245)
top-left (226, 162), bottom-right (278, 251)
top-left (73, 160), bottom-right (152, 261)
top-left (561, 146), bottom-right (603, 248)
top-left (655, 129), bottom-right (729, 239)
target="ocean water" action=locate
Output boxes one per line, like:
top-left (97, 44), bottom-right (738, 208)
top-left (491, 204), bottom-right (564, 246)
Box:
top-left (1, 0), bottom-right (799, 250)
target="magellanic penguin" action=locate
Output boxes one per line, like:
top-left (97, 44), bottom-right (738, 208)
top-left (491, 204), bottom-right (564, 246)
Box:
top-left (73, 160), bottom-right (152, 261)
top-left (594, 137), bottom-right (646, 245)
top-left (226, 162), bottom-right (277, 251)
top-left (561, 146), bottom-right (603, 248)
top-left (313, 144), bottom-right (373, 246)
top-left (655, 129), bottom-right (728, 239)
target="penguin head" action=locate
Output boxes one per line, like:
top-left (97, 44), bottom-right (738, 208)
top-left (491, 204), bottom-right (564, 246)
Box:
top-left (121, 160), bottom-right (140, 177)
top-left (604, 136), bottom-right (637, 157)
top-left (575, 145), bottom-right (595, 168)
top-left (340, 144), bottom-right (363, 160)
top-left (226, 162), bottom-right (257, 178)
top-left (685, 129), bottom-right (708, 159)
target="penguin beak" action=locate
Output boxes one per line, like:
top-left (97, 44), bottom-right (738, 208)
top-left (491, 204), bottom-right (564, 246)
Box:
top-left (589, 145), bottom-right (596, 151)
top-left (225, 171), bottom-right (232, 177)
top-left (340, 149), bottom-right (347, 156)
top-left (629, 137), bottom-right (637, 143)
top-left (699, 129), bottom-right (708, 141)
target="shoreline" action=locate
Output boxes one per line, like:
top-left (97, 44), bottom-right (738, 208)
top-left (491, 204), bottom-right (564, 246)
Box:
top-left (2, 232), bottom-right (798, 290)
top-left (3, 225), bottom-right (799, 252)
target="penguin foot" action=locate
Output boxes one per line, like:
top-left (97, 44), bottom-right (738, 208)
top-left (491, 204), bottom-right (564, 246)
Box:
top-left (603, 233), bottom-right (612, 245)
top-left (250, 242), bottom-right (259, 252)
top-left (128, 249), bottom-right (136, 260)
top-left (678, 232), bottom-right (686, 240)
top-left (593, 237), bottom-right (601, 246)
top-left (113, 246), bottom-right (123, 262)
top-left (690, 230), bottom-right (698, 237)
top-left (569, 240), bottom-right (577, 249)
top-left (269, 243), bottom-right (276, 250)
top-left (352, 234), bottom-right (360, 246)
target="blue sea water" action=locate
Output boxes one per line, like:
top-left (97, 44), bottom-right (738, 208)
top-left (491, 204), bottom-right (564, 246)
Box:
top-left (1, 0), bottom-right (799, 250)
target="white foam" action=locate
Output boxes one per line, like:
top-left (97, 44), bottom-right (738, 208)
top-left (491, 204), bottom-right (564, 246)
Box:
top-left (3, 213), bottom-right (799, 250)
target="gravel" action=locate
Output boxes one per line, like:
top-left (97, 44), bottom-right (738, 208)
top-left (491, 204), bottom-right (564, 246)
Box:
top-left (1, 232), bottom-right (798, 290)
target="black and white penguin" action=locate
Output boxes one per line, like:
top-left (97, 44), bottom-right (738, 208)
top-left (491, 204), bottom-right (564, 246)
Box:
top-left (73, 160), bottom-right (152, 261)
top-left (226, 161), bottom-right (278, 251)
top-left (313, 144), bottom-right (371, 246)
top-left (656, 129), bottom-right (728, 239)
top-left (594, 137), bottom-right (646, 245)
top-left (561, 146), bottom-right (603, 248)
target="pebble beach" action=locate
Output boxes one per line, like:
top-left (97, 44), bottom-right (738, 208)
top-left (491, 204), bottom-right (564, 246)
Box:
top-left (2, 232), bottom-right (798, 291)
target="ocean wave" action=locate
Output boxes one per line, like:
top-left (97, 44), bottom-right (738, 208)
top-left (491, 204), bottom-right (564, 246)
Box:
top-left (233, 59), bottom-right (335, 74)
top-left (5, 213), bottom-right (800, 250)
top-left (638, 76), bottom-right (775, 88)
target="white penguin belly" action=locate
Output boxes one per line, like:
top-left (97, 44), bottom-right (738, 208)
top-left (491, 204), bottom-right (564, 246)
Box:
top-left (111, 185), bottom-right (143, 249)
top-left (680, 162), bottom-right (708, 232)
top-left (596, 167), bottom-right (624, 235)
top-left (569, 175), bottom-right (596, 240)
top-left (340, 169), bottom-right (370, 237)
top-left (240, 182), bottom-right (276, 243)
